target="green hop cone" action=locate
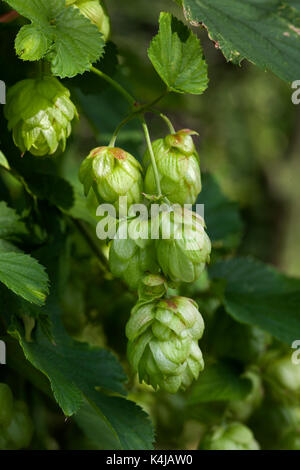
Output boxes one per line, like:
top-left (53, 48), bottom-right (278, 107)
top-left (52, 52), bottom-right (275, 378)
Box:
top-left (199, 423), bottom-right (260, 450)
top-left (0, 384), bottom-right (14, 428)
top-left (79, 146), bottom-right (143, 214)
top-left (155, 207), bottom-right (211, 283)
top-left (66, 0), bottom-right (110, 40)
top-left (109, 218), bottom-right (158, 289)
top-left (126, 296), bottom-right (205, 393)
top-left (15, 25), bottom-right (50, 61)
top-left (144, 129), bottom-right (201, 204)
top-left (4, 77), bottom-right (78, 156)
top-left (228, 371), bottom-right (264, 422)
top-left (265, 354), bottom-right (300, 404)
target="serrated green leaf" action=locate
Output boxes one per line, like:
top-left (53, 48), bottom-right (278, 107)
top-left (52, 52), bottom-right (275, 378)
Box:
top-left (5, 0), bottom-right (105, 78)
top-left (187, 361), bottom-right (252, 404)
top-left (0, 252), bottom-right (49, 305)
top-left (49, 6), bottom-right (105, 78)
top-left (148, 12), bottom-right (208, 94)
top-left (209, 257), bottom-right (300, 344)
top-left (182, 0), bottom-right (300, 82)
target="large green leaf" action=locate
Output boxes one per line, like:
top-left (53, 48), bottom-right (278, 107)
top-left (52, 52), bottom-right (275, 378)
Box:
top-left (182, 0), bottom-right (300, 82)
top-left (209, 257), bottom-right (300, 344)
top-left (5, 0), bottom-right (105, 78)
top-left (197, 173), bottom-right (243, 249)
top-left (148, 12), bottom-right (208, 94)
top-left (9, 300), bottom-right (154, 450)
top-left (0, 252), bottom-right (49, 305)
top-left (188, 361), bottom-right (252, 404)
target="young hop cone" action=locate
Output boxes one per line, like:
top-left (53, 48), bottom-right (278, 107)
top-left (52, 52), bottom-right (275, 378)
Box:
top-left (79, 146), bottom-right (143, 214)
top-left (4, 77), bottom-right (78, 157)
top-left (155, 207), bottom-right (211, 283)
top-left (66, 0), bottom-right (110, 41)
top-left (143, 129), bottom-right (202, 204)
top-left (109, 218), bottom-right (159, 289)
top-left (265, 354), bottom-right (300, 404)
top-left (126, 296), bottom-right (205, 393)
top-left (199, 423), bottom-right (260, 450)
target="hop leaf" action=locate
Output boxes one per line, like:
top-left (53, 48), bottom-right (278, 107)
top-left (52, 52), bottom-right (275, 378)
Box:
top-left (6, 0), bottom-right (105, 78)
top-left (4, 76), bottom-right (78, 156)
top-left (126, 296), bottom-right (205, 393)
top-left (143, 129), bottom-right (201, 205)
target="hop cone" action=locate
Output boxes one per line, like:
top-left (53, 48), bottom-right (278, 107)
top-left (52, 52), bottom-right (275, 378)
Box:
top-left (144, 129), bottom-right (201, 204)
top-left (199, 423), bottom-right (260, 450)
top-left (126, 296), bottom-right (205, 393)
top-left (155, 207), bottom-right (211, 283)
top-left (4, 77), bottom-right (77, 156)
top-left (67, 0), bottom-right (110, 40)
top-left (109, 218), bottom-right (158, 289)
top-left (265, 354), bottom-right (300, 404)
top-left (79, 146), bottom-right (143, 214)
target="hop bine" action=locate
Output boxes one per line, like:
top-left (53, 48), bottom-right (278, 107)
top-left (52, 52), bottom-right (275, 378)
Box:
top-left (4, 77), bottom-right (78, 157)
top-left (126, 295), bottom-right (205, 393)
top-left (143, 129), bottom-right (202, 205)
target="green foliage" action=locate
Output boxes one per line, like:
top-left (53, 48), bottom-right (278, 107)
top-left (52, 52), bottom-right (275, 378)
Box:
top-left (5, 0), bottom-right (105, 77)
top-left (0, 252), bottom-right (49, 305)
top-left (0, 0), bottom-right (300, 452)
top-left (148, 12), bottom-right (208, 94)
top-left (182, 0), bottom-right (300, 82)
top-left (210, 257), bottom-right (300, 344)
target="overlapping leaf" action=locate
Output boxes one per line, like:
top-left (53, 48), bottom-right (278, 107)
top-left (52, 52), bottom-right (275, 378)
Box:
top-left (182, 0), bottom-right (300, 82)
top-left (210, 257), bottom-right (300, 344)
top-left (188, 361), bottom-right (252, 404)
top-left (5, 0), bottom-right (105, 77)
top-left (0, 252), bottom-right (49, 305)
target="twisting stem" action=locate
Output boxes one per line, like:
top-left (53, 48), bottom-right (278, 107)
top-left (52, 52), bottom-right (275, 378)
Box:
top-left (151, 111), bottom-right (175, 134)
top-left (108, 114), bottom-right (136, 147)
top-left (90, 66), bottom-right (135, 106)
top-left (141, 118), bottom-right (161, 196)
